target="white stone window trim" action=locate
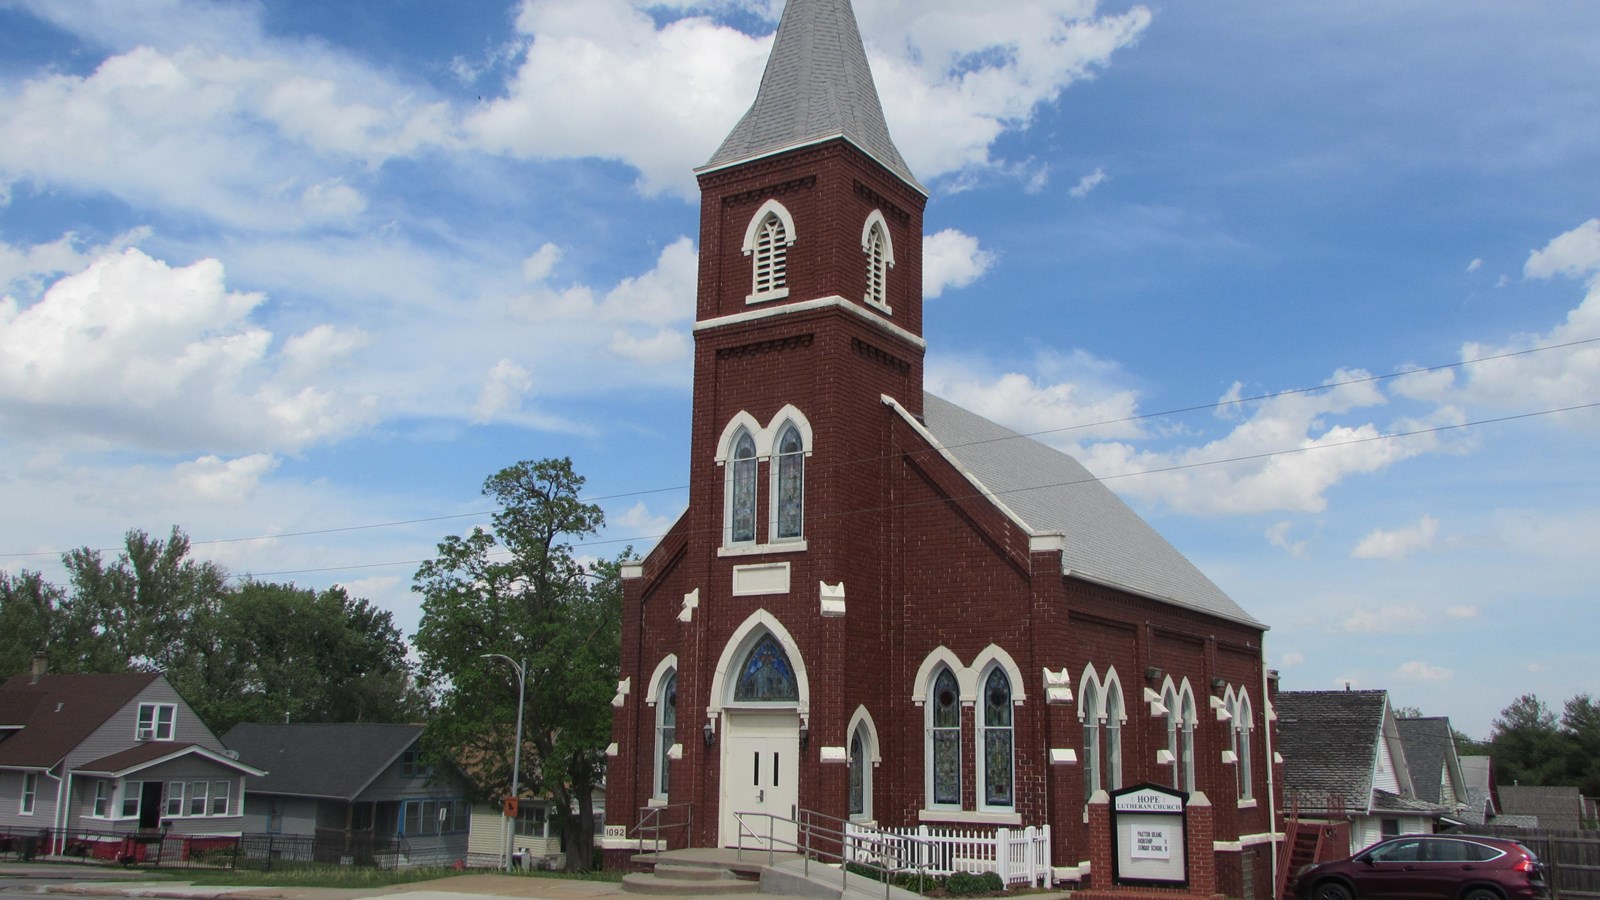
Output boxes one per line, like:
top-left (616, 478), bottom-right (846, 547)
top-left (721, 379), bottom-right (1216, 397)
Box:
top-left (716, 407), bottom-right (814, 550)
top-left (651, 663), bottom-right (678, 802)
top-left (136, 702), bottom-right (177, 741)
top-left (924, 664), bottom-right (963, 812)
top-left (847, 706), bottom-right (881, 822)
top-left (917, 809), bottom-right (1023, 826)
top-left (1231, 687), bottom-right (1256, 802)
top-left (742, 199), bottom-right (797, 304)
top-left (706, 609), bottom-right (810, 724)
top-left (861, 209), bottom-right (895, 314)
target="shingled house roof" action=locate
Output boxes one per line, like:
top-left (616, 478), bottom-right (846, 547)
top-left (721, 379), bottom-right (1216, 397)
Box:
top-left (1498, 785), bottom-right (1585, 831)
top-left (1276, 689), bottom-right (1395, 813)
top-left (913, 393), bottom-right (1260, 626)
top-left (0, 672), bottom-right (160, 769)
top-left (223, 722), bottom-right (423, 801)
top-left (1396, 716), bottom-right (1463, 806)
top-left (702, 0), bottom-right (922, 192)
top-left (1457, 755), bottom-right (1496, 825)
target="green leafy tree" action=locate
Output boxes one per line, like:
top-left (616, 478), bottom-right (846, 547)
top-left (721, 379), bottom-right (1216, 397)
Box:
top-left (176, 582), bottom-right (427, 733)
top-left (1560, 694), bottom-right (1600, 797)
top-left (56, 527), bottom-right (228, 674)
top-left (0, 570), bottom-right (63, 677)
top-left (1490, 694), bottom-right (1569, 786)
top-left (412, 458), bottom-right (621, 872)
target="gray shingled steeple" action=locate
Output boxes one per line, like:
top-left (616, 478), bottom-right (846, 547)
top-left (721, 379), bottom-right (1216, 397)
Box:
top-left (702, 0), bottom-right (923, 192)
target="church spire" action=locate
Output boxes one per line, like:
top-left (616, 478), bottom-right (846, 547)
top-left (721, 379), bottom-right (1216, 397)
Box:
top-left (702, 0), bottom-right (922, 193)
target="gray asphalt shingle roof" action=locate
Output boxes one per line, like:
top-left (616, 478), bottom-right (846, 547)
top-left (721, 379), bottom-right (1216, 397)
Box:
top-left (1498, 785), bottom-right (1585, 830)
top-left (703, 0), bottom-right (921, 191)
top-left (1396, 716), bottom-right (1454, 805)
top-left (223, 722), bottom-right (423, 800)
top-left (1276, 690), bottom-right (1389, 813)
top-left (1458, 755), bottom-right (1495, 825)
top-left (920, 393), bottom-right (1260, 626)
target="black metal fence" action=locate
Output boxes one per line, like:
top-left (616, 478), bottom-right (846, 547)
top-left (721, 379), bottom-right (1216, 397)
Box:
top-left (0, 826), bottom-right (410, 871)
top-left (1455, 826), bottom-right (1600, 900)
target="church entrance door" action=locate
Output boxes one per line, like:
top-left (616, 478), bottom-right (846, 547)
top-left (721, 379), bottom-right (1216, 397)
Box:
top-left (719, 710), bottom-right (799, 849)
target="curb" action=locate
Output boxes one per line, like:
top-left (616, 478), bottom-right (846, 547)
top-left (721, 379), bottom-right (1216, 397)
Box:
top-left (41, 886), bottom-right (286, 900)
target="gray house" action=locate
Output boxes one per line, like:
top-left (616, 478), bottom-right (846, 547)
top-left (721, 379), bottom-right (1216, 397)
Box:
top-left (1395, 717), bottom-right (1470, 825)
top-left (0, 666), bottom-right (262, 861)
top-left (1278, 689), bottom-right (1447, 853)
top-left (222, 723), bottom-right (470, 867)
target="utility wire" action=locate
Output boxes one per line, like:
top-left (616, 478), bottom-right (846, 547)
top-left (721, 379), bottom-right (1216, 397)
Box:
top-left (3, 335), bottom-right (1595, 562)
top-left (228, 399), bottom-right (1600, 581)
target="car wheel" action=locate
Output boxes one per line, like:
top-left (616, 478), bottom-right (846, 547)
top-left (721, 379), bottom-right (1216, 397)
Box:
top-left (1462, 889), bottom-right (1502, 900)
top-left (1314, 881), bottom-right (1354, 900)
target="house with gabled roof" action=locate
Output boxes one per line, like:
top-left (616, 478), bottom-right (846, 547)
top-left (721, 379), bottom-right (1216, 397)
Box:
top-left (222, 722), bottom-right (471, 867)
top-left (606, 0), bottom-right (1278, 894)
top-left (1277, 689), bottom-right (1446, 854)
top-left (0, 658), bottom-right (262, 857)
top-left (1497, 785), bottom-right (1586, 831)
top-left (1396, 716), bottom-right (1469, 825)
top-left (1456, 755), bottom-right (1498, 826)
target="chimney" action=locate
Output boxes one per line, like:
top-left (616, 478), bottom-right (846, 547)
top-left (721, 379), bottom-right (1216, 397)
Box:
top-left (31, 651), bottom-right (48, 684)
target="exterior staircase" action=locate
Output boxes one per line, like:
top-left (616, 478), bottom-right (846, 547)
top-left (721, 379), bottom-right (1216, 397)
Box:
top-left (624, 848), bottom-right (925, 900)
top-left (1277, 794), bottom-right (1350, 900)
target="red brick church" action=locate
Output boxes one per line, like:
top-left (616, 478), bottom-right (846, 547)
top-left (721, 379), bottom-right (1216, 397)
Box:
top-left (606, 0), bottom-right (1279, 893)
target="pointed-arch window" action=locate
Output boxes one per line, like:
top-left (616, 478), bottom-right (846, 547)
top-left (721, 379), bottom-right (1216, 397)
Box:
top-left (1234, 692), bottom-right (1254, 801)
top-left (733, 634), bottom-right (798, 702)
top-left (849, 727), bottom-right (868, 818)
top-left (1163, 685), bottom-right (1181, 789)
top-left (1081, 678), bottom-right (1101, 802)
top-left (1105, 684), bottom-right (1124, 790)
top-left (773, 424), bottom-right (804, 540)
top-left (980, 668), bottom-right (1014, 809)
top-left (861, 210), bottom-right (894, 313)
top-left (728, 430), bottom-right (757, 545)
top-left (654, 670), bottom-right (677, 800)
top-left (929, 668), bottom-right (961, 806)
top-left (1181, 688), bottom-right (1197, 793)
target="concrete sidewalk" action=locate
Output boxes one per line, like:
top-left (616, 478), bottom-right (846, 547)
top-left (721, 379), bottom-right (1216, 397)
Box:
top-left (1, 866), bottom-right (626, 900)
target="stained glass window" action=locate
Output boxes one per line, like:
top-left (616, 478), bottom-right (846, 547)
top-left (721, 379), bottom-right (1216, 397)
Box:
top-left (849, 730), bottom-right (865, 816)
top-left (1181, 690), bottom-right (1197, 792)
top-left (1081, 679), bottom-right (1100, 802)
top-left (982, 668), bottom-right (1013, 807)
top-left (774, 425), bottom-right (804, 540)
top-left (733, 635), bottom-right (798, 702)
top-left (655, 670), bottom-right (677, 797)
top-left (1106, 687), bottom-right (1124, 790)
top-left (931, 668), bottom-right (960, 805)
top-left (730, 431), bottom-right (757, 544)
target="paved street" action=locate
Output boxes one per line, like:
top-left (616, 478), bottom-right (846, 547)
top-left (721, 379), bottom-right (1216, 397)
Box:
top-left (0, 870), bottom-right (628, 900)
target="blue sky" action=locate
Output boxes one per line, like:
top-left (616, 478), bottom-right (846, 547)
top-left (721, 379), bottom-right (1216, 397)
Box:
top-left (1, 0), bottom-right (1596, 739)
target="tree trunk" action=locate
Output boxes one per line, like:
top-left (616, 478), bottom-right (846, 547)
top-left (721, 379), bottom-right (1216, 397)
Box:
top-left (565, 778), bottom-right (596, 872)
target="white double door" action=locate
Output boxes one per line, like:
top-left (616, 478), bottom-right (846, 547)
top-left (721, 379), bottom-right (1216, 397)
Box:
top-left (719, 710), bottom-right (800, 849)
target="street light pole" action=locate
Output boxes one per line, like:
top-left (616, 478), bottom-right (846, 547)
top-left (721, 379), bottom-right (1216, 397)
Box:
top-left (482, 653), bottom-right (525, 874)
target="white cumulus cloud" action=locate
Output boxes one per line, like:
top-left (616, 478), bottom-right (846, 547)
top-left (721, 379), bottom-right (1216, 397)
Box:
top-left (1070, 167), bottom-right (1108, 198)
top-left (923, 229), bottom-right (996, 298)
top-left (1398, 661), bottom-right (1454, 682)
top-left (1351, 515), bottom-right (1440, 561)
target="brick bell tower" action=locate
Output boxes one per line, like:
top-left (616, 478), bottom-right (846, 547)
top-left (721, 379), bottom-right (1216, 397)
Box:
top-left (609, 0), bottom-right (931, 852)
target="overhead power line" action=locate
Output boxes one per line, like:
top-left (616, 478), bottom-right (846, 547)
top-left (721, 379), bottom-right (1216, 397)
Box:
top-left (2, 335), bottom-right (1595, 563)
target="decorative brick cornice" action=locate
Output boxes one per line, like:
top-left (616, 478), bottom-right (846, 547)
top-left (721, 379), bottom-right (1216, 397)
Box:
top-left (715, 333), bottom-right (814, 359)
top-left (853, 180), bottom-right (911, 224)
top-left (852, 336), bottom-right (911, 374)
top-left (723, 175), bottom-right (817, 208)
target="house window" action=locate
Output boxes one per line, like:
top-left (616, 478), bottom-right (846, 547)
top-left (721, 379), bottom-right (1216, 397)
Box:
top-left (980, 668), bottom-right (1014, 809)
top-left (93, 780), bottom-right (112, 818)
top-left (122, 781), bottom-right (142, 818)
top-left (137, 703), bottom-right (176, 741)
top-left (165, 782), bottom-right (185, 818)
top-left (515, 804), bottom-right (548, 838)
top-left (211, 781), bottom-right (231, 816)
top-left (743, 200), bottom-right (796, 303)
top-left (401, 746), bottom-right (433, 778)
top-left (187, 782), bottom-right (209, 817)
top-left (728, 430), bottom-right (757, 545)
top-left (654, 669), bottom-right (677, 800)
top-left (402, 798), bottom-right (469, 835)
top-left (772, 424), bottom-right (805, 541)
top-left (928, 667), bottom-right (961, 807)
top-left (733, 634), bottom-right (799, 702)
top-left (861, 210), bottom-right (894, 312)
top-left (20, 772), bottom-right (37, 815)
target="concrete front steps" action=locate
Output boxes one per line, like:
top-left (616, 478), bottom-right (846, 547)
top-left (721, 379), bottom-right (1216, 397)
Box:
top-left (624, 848), bottom-right (925, 900)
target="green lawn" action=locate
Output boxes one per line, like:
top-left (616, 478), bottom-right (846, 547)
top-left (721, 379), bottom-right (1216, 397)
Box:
top-left (179, 864), bottom-right (624, 889)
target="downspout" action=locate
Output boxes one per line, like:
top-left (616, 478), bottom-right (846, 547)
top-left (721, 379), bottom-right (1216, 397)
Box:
top-left (45, 765), bottom-right (65, 854)
top-left (1261, 641), bottom-right (1279, 899)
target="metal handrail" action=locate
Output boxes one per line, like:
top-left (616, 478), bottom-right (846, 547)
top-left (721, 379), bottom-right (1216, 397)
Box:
top-left (631, 803), bottom-right (693, 851)
top-left (731, 809), bottom-right (934, 900)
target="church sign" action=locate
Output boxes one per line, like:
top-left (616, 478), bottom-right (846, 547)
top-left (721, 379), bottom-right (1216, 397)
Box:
top-left (1110, 783), bottom-right (1188, 886)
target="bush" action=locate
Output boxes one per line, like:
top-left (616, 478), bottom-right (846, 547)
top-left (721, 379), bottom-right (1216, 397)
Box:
top-left (944, 870), bottom-right (1004, 895)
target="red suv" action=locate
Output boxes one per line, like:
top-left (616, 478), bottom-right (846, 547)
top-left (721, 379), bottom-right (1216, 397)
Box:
top-left (1292, 834), bottom-right (1549, 900)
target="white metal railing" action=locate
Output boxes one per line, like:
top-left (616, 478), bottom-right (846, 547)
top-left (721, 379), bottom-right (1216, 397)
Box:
top-left (844, 822), bottom-right (1052, 888)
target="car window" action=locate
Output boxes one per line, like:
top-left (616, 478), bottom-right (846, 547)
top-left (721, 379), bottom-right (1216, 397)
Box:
top-left (1370, 839), bottom-right (1425, 862)
top-left (1428, 840), bottom-right (1470, 862)
top-left (1463, 842), bottom-right (1505, 862)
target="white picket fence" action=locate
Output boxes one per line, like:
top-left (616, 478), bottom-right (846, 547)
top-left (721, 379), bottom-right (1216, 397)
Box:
top-left (843, 822), bottom-right (1052, 888)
